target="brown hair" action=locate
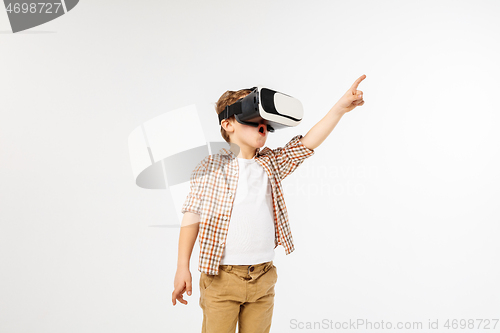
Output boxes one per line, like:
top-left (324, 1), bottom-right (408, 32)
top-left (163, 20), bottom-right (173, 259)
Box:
top-left (215, 89), bottom-right (252, 143)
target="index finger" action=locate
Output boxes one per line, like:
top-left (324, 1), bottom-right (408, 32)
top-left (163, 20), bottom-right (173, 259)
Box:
top-left (350, 74), bottom-right (366, 93)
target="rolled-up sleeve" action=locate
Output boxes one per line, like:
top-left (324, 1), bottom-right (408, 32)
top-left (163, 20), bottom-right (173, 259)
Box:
top-left (181, 159), bottom-right (207, 215)
top-left (272, 134), bottom-right (315, 181)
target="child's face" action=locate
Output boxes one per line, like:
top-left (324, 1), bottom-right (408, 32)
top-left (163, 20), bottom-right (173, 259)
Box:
top-left (229, 117), bottom-right (269, 149)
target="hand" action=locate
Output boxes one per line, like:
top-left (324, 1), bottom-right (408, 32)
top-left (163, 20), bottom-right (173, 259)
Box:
top-left (172, 267), bottom-right (192, 306)
top-left (333, 74), bottom-right (366, 114)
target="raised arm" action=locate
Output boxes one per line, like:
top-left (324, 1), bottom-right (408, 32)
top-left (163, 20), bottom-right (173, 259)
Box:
top-left (300, 74), bottom-right (366, 150)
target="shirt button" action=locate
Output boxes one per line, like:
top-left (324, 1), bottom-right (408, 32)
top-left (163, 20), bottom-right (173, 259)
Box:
top-left (223, 216), bottom-right (228, 221)
top-left (219, 241), bottom-right (224, 245)
top-left (228, 191), bottom-right (233, 197)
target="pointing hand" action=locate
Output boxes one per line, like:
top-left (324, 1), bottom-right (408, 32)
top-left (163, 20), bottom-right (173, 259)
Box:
top-left (334, 74), bottom-right (366, 114)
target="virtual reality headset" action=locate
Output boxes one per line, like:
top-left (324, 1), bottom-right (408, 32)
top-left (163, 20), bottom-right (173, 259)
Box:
top-left (218, 86), bottom-right (303, 133)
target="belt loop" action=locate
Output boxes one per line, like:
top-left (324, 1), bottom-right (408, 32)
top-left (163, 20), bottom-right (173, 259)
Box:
top-left (266, 261), bottom-right (273, 272)
top-left (220, 264), bottom-right (232, 272)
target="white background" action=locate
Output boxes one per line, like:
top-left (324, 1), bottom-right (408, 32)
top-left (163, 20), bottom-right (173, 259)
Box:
top-left (1, 0), bottom-right (499, 332)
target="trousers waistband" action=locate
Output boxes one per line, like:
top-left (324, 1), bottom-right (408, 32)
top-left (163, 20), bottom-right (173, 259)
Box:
top-left (219, 260), bottom-right (273, 274)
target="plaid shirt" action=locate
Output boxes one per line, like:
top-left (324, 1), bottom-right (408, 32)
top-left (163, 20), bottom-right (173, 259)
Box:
top-left (181, 134), bottom-right (315, 275)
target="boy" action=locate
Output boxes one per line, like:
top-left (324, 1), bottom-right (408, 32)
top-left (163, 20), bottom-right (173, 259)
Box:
top-left (172, 75), bottom-right (366, 333)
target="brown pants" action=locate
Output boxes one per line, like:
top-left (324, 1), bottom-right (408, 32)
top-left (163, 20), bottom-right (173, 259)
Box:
top-left (199, 261), bottom-right (278, 333)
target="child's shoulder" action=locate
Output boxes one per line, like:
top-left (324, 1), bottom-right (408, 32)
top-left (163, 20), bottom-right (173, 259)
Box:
top-left (192, 149), bottom-right (230, 172)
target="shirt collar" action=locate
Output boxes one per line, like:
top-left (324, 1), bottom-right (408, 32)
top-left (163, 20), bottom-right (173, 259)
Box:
top-left (219, 146), bottom-right (260, 159)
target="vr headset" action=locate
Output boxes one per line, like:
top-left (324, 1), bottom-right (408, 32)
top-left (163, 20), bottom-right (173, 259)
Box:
top-left (218, 86), bottom-right (303, 133)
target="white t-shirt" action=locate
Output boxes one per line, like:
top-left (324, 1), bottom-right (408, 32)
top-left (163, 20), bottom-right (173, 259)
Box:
top-left (220, 156), bottom-right (276, 265)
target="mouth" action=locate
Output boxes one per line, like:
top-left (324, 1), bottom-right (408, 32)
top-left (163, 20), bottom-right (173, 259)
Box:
top-left (258, 125), bottom-right (266, 136)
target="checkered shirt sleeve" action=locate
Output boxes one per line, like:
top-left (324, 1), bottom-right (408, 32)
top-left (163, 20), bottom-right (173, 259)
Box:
top-left (272, 134), bottom-right (315, 181)
top-left (181, 158), bottom-right (208, 216)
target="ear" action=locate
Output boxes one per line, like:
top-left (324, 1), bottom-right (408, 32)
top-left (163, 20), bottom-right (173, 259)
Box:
top-left (221, 118), bottom-right (235, 133)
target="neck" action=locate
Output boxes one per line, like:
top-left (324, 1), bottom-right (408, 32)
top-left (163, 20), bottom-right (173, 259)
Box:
top-left (229, 142), bottom-right (257, 159)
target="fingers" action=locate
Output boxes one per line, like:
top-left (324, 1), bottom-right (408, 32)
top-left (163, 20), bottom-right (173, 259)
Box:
top-left (172, 290), bottom-right (188, 305)
top-left (350, 91), bottom-right (364, 108)
top-left (172, 285), bottom-right (188, 306)
top-left (172, 281), bottom-right (193, 306)
top-left (172, 291), bottom-right (177, 305)
top-left (172, 289), bottom-right (179, 305)
top-left (350, 74), bottom-right (366, 93)
top-left (186, 280), bottom-right (192, 296)
top-left (353, 97), bottom-right (365, 106)
top-left (177, 294), bottom-right (188, 305)
top-left (347, 90), bottom-right (363, 103)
